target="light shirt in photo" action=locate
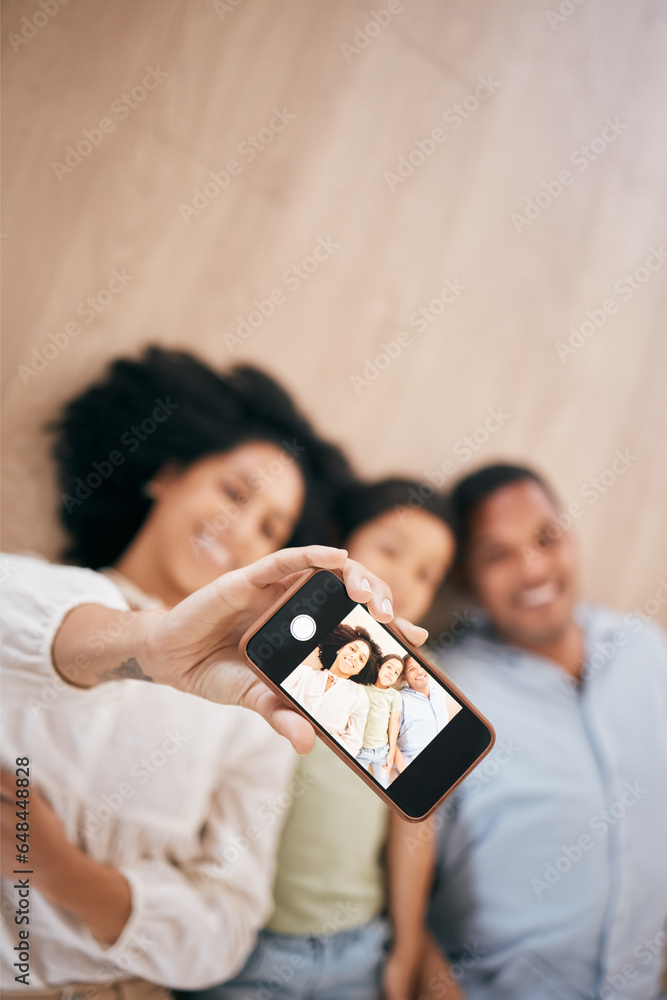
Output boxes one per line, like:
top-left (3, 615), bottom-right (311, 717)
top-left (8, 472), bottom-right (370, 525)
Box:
top-left (397, 681), bottom-right (450, 762)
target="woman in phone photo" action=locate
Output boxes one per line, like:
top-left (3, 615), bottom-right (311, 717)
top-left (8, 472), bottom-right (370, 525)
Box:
top-left (282, 624), bottom-right (381, 757)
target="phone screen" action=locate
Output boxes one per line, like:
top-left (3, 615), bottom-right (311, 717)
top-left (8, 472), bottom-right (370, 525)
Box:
top-left (281, 602), bottom-right (462, 790)
top-left (243, 570), bottom-right (494, 819)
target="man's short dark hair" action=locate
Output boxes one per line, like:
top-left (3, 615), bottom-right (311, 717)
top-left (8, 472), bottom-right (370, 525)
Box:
top-left (451, 463), bottom-right (558, 568)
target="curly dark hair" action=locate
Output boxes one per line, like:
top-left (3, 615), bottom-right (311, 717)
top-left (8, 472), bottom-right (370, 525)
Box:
top-left (333, 476), bottom-right (452, 544)
top-left (317, 623), bottom-right (382, 684)
top-left (48, 345), bottom-right (354, 568)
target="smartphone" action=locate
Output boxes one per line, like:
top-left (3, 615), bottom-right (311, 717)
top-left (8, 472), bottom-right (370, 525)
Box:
top-left (240, 569), bottom-right (495, 821)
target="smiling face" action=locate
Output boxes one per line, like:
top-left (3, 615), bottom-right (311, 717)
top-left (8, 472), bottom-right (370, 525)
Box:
top-left (404, 656), bottom-right (430, 692)
top-left (114, 441), bottom-right (305, 605)
top-left (376, 656), bottom-right (403, 688)
top-left (347, 507), bottom-right (454, 622)
top-left (464, 479), bottom-right (579, 648)
top-left (330, 639), bottom-right (371, 678)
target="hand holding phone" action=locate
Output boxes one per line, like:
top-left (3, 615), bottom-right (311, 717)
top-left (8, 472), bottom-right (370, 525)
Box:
top-left (241, 569), bottom-right (495, 821)
top-left (52, 545), bottom-right (413, 754)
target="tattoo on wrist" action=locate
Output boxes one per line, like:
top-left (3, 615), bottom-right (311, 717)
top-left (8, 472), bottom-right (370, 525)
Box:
top-left (97, 657), bottom-right (154, 683)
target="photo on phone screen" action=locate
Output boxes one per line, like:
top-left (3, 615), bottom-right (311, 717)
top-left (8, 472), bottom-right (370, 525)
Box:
top-left (281, 604), bottom-right (462, 790)
top-left (242, 569), bottom-right (494, 820)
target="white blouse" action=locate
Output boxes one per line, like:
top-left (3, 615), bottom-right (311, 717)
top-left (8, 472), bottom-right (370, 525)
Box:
top-left (0, 554), bottom-right (295, 990)
top-left (282, 663), bottom-right (370, 757)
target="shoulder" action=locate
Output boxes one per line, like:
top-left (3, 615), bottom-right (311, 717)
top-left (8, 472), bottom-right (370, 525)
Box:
top-left (390, 687), bottom-right (403, 709)
top-left (582, 603), bottom-right (667, 670)
top-left (351, 682), bottom-right (370, 705)
top-left (398, 685), bottom-right (417, 707)
top-left (291, 661), bottom-right (318, 680)
top-left (2, 552), bottom-right (129, 608)
top-left (432, 625), bottom-right (512, 687)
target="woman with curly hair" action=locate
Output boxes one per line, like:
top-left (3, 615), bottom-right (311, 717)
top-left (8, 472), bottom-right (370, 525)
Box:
top-left (51, 345), bottom-right (352, 592)
top-left (0, 346), bottom-right (363, 995)
top-left (282, 623), bottom-right (381, 757)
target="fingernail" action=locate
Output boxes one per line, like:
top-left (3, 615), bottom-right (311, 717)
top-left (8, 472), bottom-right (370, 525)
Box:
top-left (382, 598), bottom-right (394, 616)
top-left (360, 577), bottom-right (372, 593)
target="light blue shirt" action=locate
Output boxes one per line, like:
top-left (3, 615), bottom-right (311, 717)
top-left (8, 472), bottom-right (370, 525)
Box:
top-left (397, 681), bottom-right (449, 763)
top-left (428, 605), bottom-right (667, 1000)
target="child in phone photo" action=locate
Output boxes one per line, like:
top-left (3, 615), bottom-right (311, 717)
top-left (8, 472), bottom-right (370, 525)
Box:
top-left (356, 653), bottom-right (404, 787)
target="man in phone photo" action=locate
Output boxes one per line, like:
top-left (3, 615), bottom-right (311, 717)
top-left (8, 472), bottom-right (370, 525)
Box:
top-left (394, 655), bottom-right (452, 772)
top-left (424, 463), bottom-right (667, 1000)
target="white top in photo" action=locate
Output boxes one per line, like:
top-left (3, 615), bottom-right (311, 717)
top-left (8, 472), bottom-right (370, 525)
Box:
top-left (282, 662), bottom-right (370, 757)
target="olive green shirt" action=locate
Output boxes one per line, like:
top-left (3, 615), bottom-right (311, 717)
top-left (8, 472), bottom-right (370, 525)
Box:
top-left (361, 685), bottom-right (403, 749)
top-left (266, 738), bottom-right (390, 934)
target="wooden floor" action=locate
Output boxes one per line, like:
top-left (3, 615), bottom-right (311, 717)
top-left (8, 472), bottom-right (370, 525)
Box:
top-left (2, 0), bottom-right (666, 625)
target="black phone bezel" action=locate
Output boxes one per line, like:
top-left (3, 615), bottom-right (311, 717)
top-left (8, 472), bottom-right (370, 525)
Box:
top-left (244, 570), bottom-right (494, 820)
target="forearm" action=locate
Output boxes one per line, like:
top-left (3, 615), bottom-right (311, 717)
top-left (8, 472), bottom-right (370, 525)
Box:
top-left (341, 705), bottom-right (368, 758)
top-left (51, 603), bottom-right (165, 688)
top-left (387, 811), bottom-right (436, 959)
top-left (37, 842), bottom-right (132, 944)
top-left (388, 713), bottom-right (400, 761)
